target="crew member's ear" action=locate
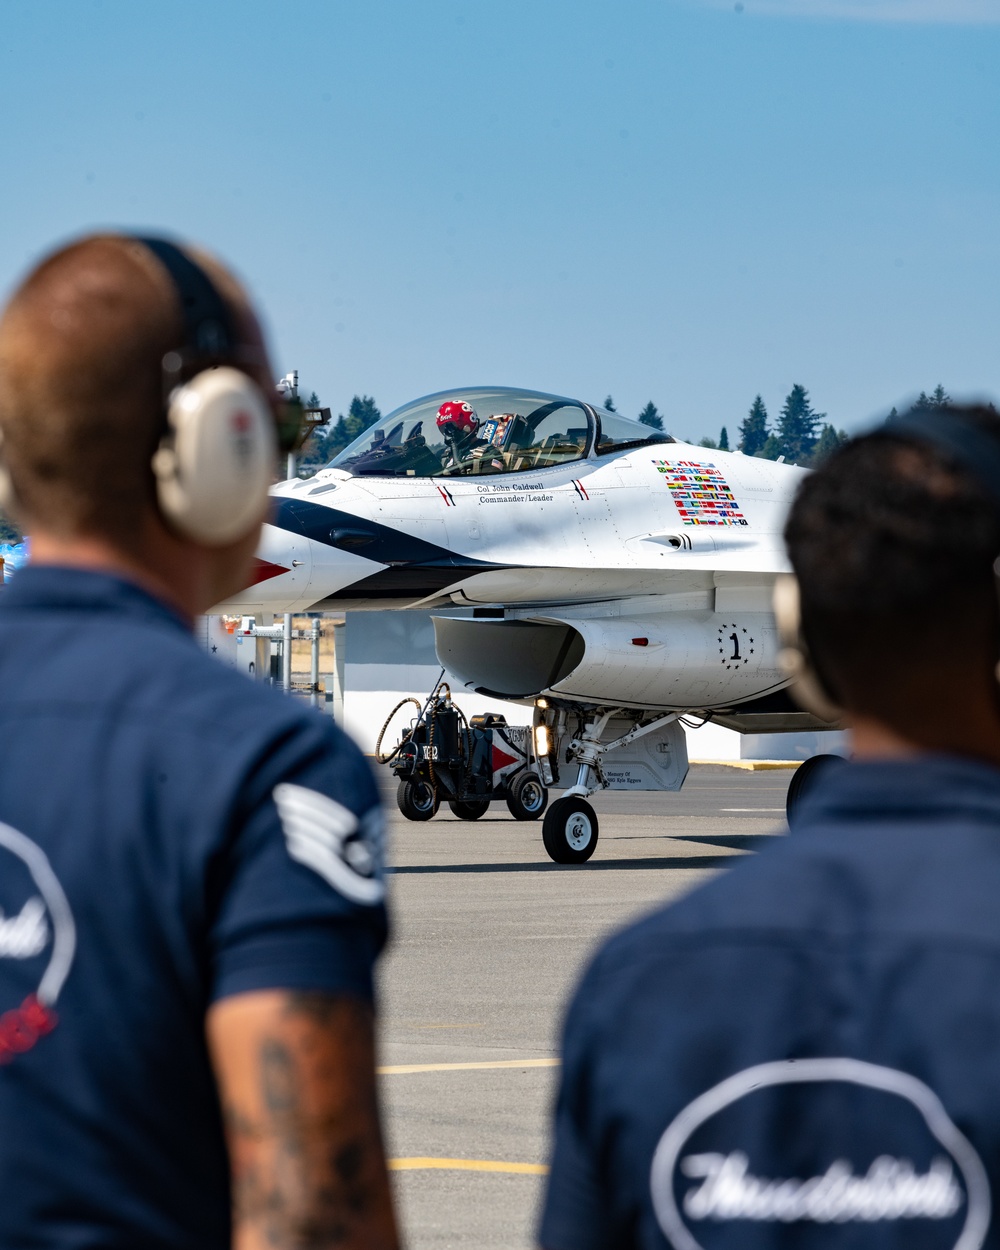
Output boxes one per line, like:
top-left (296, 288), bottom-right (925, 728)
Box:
top-left (773, 573), bottom-right (843, 724)
top-left (0, 427), bottom-right (19, 518)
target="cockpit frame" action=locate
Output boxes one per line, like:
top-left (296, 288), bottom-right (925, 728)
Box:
top-left (327, 386), bottom-right (673, 481)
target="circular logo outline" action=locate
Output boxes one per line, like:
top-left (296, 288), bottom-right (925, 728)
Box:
top-left (0, 822), bottom-right (76, 1007)
top-left (650, 1058), bottom-right (991, 1250)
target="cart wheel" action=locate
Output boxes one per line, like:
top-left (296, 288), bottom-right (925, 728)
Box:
top-left (449, 798), bottom-right (491, 821)
top-left (506, 771), bottom-right (548, 821)
top-left (542, 796), bottom-right (598, 863)
top-left (397, 779), bottom-right (439, 821)
top-left (785, 754), bottom-right (847, 829)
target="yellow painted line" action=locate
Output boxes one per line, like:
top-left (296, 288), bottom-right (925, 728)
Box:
top-left (379, 1058), bottom-right (560, 1075)
top-left (414, 1023), bottom-right (485, 1029)
top-left (690, 759), bottom-right (803, 771)
top-left (390, 1157), bottom-right (548, 1175)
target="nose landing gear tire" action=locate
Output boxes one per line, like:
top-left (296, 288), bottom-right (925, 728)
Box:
top-left (542, 796), bottom-right (599, 864)
top-left (448, 798), bottom-right (491, 821)
top-left (506, 771), bottom-right (548, 821)
top-left (397, 779), bottom-right (440, 822)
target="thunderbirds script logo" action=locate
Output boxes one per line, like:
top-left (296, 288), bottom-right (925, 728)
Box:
top-left (650, 1059), bottom-right (990, 1250)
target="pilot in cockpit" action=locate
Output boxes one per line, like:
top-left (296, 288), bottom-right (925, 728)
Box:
top-left (437, 400), bottom-right (486, 473)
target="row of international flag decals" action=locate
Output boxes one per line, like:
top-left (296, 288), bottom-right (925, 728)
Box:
top-left (653, 460), bottom-right (747, 526)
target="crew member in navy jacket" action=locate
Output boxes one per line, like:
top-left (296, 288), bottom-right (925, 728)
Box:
top-left (0, 235), bottom-right (399, 1249)
top-left (541, 405), bottom-right (1000, 1249)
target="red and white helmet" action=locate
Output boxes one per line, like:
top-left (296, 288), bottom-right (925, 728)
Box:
top-left (436, 400), bottom-right (478, 436)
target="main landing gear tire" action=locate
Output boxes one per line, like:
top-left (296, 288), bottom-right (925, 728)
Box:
top-left (785, 753), bottom-right (847, 829)
top-left (397, 779), bottom-right (439, 822)
top-left (506, 771), bottom-right (548, 821)
top-left (449, 798), bottom-right (491, 821)
top-left (542, 796), bottom-right (599, 864)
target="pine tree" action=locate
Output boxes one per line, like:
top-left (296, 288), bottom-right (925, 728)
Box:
top-left (603, 395), bottom-right (617, 412)
top-left (638, 401), bottom-right (664, 430)
top-left (718, 426), bottom-right (730, 451)
top-left (776, 384), bottom-right (822, 465)
top-left (345, 395), bottom-right (381, 439)
top-left (757, 433), bottom-right (782, 461)
top-left (302, 394), bottom-right (383, 466)
top-left (913, 386), bottom-right (949, 414)
top-left (811, 424), bottom-right (845, 465)
top-left (739, 396), bottom-right (770, 457)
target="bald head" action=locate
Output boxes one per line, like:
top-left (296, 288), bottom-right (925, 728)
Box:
top-left (0, 234), bottom-right (271, 549)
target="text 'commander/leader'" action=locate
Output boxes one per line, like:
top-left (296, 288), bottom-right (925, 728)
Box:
top-left (541, 404), bottom-right (1000, 1250)
top-left (0, 234), bottom-right (400, 1250)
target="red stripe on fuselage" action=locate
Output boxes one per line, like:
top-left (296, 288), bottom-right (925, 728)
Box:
top-left (249, 558), bottom-right (291, 585)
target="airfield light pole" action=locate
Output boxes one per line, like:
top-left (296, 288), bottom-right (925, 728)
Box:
top-left (310, 616), bottom-right (321, 708)
top-left (277, 370), bottom-right (299, 695)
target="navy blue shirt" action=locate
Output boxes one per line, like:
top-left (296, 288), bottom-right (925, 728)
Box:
top-left (0, 567), bottom-right (388, 1249)
top-left (541, 756), bottom-right (1000, 1249)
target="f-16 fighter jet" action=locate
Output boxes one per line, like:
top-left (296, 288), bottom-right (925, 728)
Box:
top-left (218, 387), bottom-right (837, 861)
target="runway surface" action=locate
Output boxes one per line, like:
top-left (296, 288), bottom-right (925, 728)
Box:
top-left (377, 765), bottom-right (792, 1249)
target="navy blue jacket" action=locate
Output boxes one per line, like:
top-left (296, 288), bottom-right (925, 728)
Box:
top-left (0, 567), bottom-right (387, 1249)
top-left (541, 756), bottom-right (1000, 1250)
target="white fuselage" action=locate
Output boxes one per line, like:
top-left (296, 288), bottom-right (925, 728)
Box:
top-left (217, 439), bottom-right (806, 714)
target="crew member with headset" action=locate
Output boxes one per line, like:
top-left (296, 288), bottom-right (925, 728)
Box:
top-left (0, 235), bottom-right (399, 1249)
top-left (540, 404), bottom-right (1000, 1250)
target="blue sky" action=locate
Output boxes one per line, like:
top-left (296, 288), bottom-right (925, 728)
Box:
top-left (0, 0), bottom-right (997, 442)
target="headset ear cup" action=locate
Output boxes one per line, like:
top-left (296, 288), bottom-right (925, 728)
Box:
top-left (993, 558), bottom-right (1000, 685)
top-left (153, 366), bottom-right (276, 546)
top-left (773, 573), bottom-right (843, 724)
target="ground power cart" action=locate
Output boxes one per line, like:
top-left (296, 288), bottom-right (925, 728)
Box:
top-left (379, 685), bottom-right (548, 823)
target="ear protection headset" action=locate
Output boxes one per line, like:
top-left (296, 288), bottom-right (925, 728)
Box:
top-left (139, 236), bottom-right (282, 546)
top-left (774, 408), bottom-right (1000, 722)
top-left (0, 235), bottom-right (302, 547)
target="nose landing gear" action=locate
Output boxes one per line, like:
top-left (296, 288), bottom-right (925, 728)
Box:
top-left (531, 706), bottom-right (685, 864)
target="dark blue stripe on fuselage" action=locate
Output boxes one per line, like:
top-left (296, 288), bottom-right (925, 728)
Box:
top-left (270, 496), bottom-right (509, 601)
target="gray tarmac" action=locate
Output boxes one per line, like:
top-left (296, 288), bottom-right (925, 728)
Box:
top-left (376, 765), bottom-right (793, 1250)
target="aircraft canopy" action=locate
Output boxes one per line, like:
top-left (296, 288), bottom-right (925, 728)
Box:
top-left (328, 387), bottom-right (673, 479)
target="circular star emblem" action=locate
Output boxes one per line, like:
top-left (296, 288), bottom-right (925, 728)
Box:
top-left (717, 623), bottom-right (755, 668)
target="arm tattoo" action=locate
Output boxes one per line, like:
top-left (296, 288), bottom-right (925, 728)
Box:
top-left (221, 995), bottom-right (395, 1249)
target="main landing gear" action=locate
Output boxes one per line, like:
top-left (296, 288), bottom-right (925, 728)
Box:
top-left (785, 753), bottom-right (848, 828)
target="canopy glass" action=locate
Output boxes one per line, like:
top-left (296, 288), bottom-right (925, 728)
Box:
top-left (328, 387), bottom-right (673, 479)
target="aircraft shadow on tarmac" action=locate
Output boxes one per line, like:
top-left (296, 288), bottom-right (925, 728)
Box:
top-left (389, 854), bottom-right (747, 874)
top-left (673, 833), bottom-right (783, 853)
top-left (388, 831), bottom-right (785, 872)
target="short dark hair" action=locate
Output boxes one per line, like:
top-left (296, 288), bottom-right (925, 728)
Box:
top-left (0, 234), bottom-right (266, 550)
top-left (784, 405), bottom-right (1000, 715)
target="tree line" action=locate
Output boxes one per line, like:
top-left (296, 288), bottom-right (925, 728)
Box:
top-left (611, 383), bottom-right (956, 468)
top-left (608, 386), bottom-right (848, 468)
